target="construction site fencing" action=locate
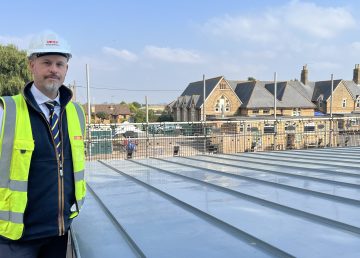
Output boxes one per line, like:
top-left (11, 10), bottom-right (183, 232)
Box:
top-left (85, 117), bottom-right (360, 160)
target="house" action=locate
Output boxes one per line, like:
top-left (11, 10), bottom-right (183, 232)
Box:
top-left (83, 103), bottom-right (131, 123)
top-left (231, 80), bottom-right (315, 117)
top-left (168, 76), bottom-right (242, 122)
top-left (169, 64), bottom-right (360, 122)
top-left (303, 64), bottom-right (360, 115)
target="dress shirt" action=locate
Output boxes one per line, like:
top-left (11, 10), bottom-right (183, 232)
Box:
top-left (0, 84), bottom-right (60, 133)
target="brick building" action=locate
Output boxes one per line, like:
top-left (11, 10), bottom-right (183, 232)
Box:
top-left (168, 65), bottom-right (360, 122)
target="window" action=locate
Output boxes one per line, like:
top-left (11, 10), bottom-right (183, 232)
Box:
top-left (239, 124), bottom-right (244, 132)
top-left (263, 109), bottom-right (270, 114)
top-left (214, 96), bottom-right (230, 113)
top-left (356, 97), bottom-right (360, 108)
top-left (342, 99), bottom-right (347, 108)
top-left (319, 99), bottom-right (323, 108)
top-left (317, 95), bottom-right (324, 109)
top-left (304, 123), bottom-right (315, 132)
top-left (264, 124), bottom-right (275, 134)
top-left (252, 109), bottom-right (259, 114)
top-left (292, 108), bottom-right (300, 116)
top-left (285, 125), bottom-right (296, 131)
top-left (219, 82), bottom-right (227, 89)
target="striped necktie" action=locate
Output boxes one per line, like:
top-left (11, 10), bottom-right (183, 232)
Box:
top-left (45, 101), bottom-right (61, 159)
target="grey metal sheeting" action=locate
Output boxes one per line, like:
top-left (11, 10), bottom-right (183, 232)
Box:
top-left (72, 147), bottom-right (360, 258)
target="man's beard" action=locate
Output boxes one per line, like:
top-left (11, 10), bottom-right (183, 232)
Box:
top-left (43, 81), bottom-right (61, 95)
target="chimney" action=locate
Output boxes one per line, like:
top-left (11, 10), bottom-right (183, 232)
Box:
top-left (301, 64), bottom-right (308, 85)
top-left (353, 64), bottom-right (360, 84)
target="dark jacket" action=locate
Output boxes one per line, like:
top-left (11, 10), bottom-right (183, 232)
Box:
top-left (0, 82), bottom-right (76, 241)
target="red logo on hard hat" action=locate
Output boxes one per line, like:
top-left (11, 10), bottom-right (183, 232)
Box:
top-left (46, 40), bottom-right (59, 46)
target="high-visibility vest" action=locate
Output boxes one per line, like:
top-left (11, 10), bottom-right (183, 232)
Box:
top-left (0, 94), bottom-right (86, 240)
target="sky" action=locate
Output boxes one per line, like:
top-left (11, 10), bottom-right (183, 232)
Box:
top-left (1, 0), bottom-right (360, 105)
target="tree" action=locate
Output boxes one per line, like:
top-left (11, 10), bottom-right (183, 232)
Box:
top-left (96, 111), bottom-right (108, 122)
top-left (128, 103), bottom-right (138, 113)
top-left (247, 77), bottom-right (256, 81)
top-left (133, 109), bottom-right (145, 123)
top-left (132, 109), bottom-right (158, 123)
top-left (128, 101), bottom-right (142, 114)
top-left (0, 44), bottom-right (32, 96)
top-left (131, 101), bottom-right (141, 109)
top-left (157, 112), bottom-right (173, 122)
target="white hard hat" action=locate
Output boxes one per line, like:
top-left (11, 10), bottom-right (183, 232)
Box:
top-left (27, 31), bottom-right (72, 59)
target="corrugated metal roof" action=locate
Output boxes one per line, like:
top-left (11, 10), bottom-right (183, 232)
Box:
top-left (72, 147), bottom-right (360, 258)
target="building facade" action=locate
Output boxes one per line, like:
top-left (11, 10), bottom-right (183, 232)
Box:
top-left (169, 65), bottom-right (360, 122)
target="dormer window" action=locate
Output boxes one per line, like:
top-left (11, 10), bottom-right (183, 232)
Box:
top-left (317, 95), bottom-right (324, 109)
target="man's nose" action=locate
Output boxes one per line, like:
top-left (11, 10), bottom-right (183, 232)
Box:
top-left (49, 64), bottom-right (58, 73)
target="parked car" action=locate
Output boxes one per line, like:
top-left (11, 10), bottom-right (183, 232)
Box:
top-left (148, 124), bottom-right (181, 135)
top-left (113, 122), bottom-right (143, 137)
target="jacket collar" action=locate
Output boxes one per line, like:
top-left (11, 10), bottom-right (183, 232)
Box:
top-left (22, 81), bottom-right (73, 112)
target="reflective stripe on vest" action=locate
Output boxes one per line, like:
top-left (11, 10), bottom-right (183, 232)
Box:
top-left (65, 102), bottom-right (86, 216)
top-left (0, 95), bottom-right (32, 240)
top-left (0, 97), bottom-right (17, 189)
top-left (0, 95), bottom-right (86, 240)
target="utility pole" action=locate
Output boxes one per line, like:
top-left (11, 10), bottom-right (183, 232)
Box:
top-left (330, 74), bottom-right (334, 118)
top-left (86, 64), bottom-right (91, 125)
top-left (86, 64), bottom-right (91, 158)
top-left (203, 74), bottom-right (206, 154)
top-left (70, 80), bottom-right (77, 102)
top-left (203, 74), bottom-right (206, 122)
top-left (329, 74), bottom-right (334, 147)
top-left (274, 72), bottom-right (277, 150)
top-left (274, 72), bottom-right (277, 120)
top-left (145, 96), bottom-right (149, 123)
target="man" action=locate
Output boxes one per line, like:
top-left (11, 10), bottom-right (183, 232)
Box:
top-left (126, 137), bottom-right (136, 159)
top-left (0, 31), bottom-right (86, 258)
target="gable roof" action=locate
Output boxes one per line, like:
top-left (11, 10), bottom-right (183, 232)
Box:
top-left (180, 76), bottom-right (223, 108)
top-left (265, 81), bottom-right (316, 108)
top-left (233, 81), bottom-right (273, 108)
top-left (83, 104), bottom-right (131, 115)
top-left (293, 81), bottom-right (314, 100)
top-left (343, 80), bottom-right (360, 99)
top-left (311, 79), bottom-right (342, 101)
top-left (265, 81), bottom-right (287, 101)
top-left (170, 95), bottom-right (201, 109)
top-left (233, 80), bottom-right (315, 108)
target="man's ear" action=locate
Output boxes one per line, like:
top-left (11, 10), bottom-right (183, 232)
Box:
top-left (28, 59), bottom-right (35, 72)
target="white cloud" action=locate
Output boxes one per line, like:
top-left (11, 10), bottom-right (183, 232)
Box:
top-left (203, 14), bottom-right (280, 43)
top-left (202, 1), bottom-right (356, 42)
top-left (351, 42), bottom-right (360, 51)
top-left (144, 45), bottom-right (203, 63)
top-left (310, 61), bottom-right (340, 71)
top-left (102, 46), bottom-right (138, 62)
top-left (241, 50), bottom-right (277, 59)
top-left (283, 1), bottom-right (356, 38)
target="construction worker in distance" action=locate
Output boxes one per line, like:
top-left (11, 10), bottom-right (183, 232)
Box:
top-left (126, 137), bottom-right (136, 159)
top-left (0, 31), bottom-right (86, 258)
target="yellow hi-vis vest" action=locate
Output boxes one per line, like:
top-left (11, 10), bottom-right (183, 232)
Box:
top-left (0, 94), bottom-right (86, 240)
